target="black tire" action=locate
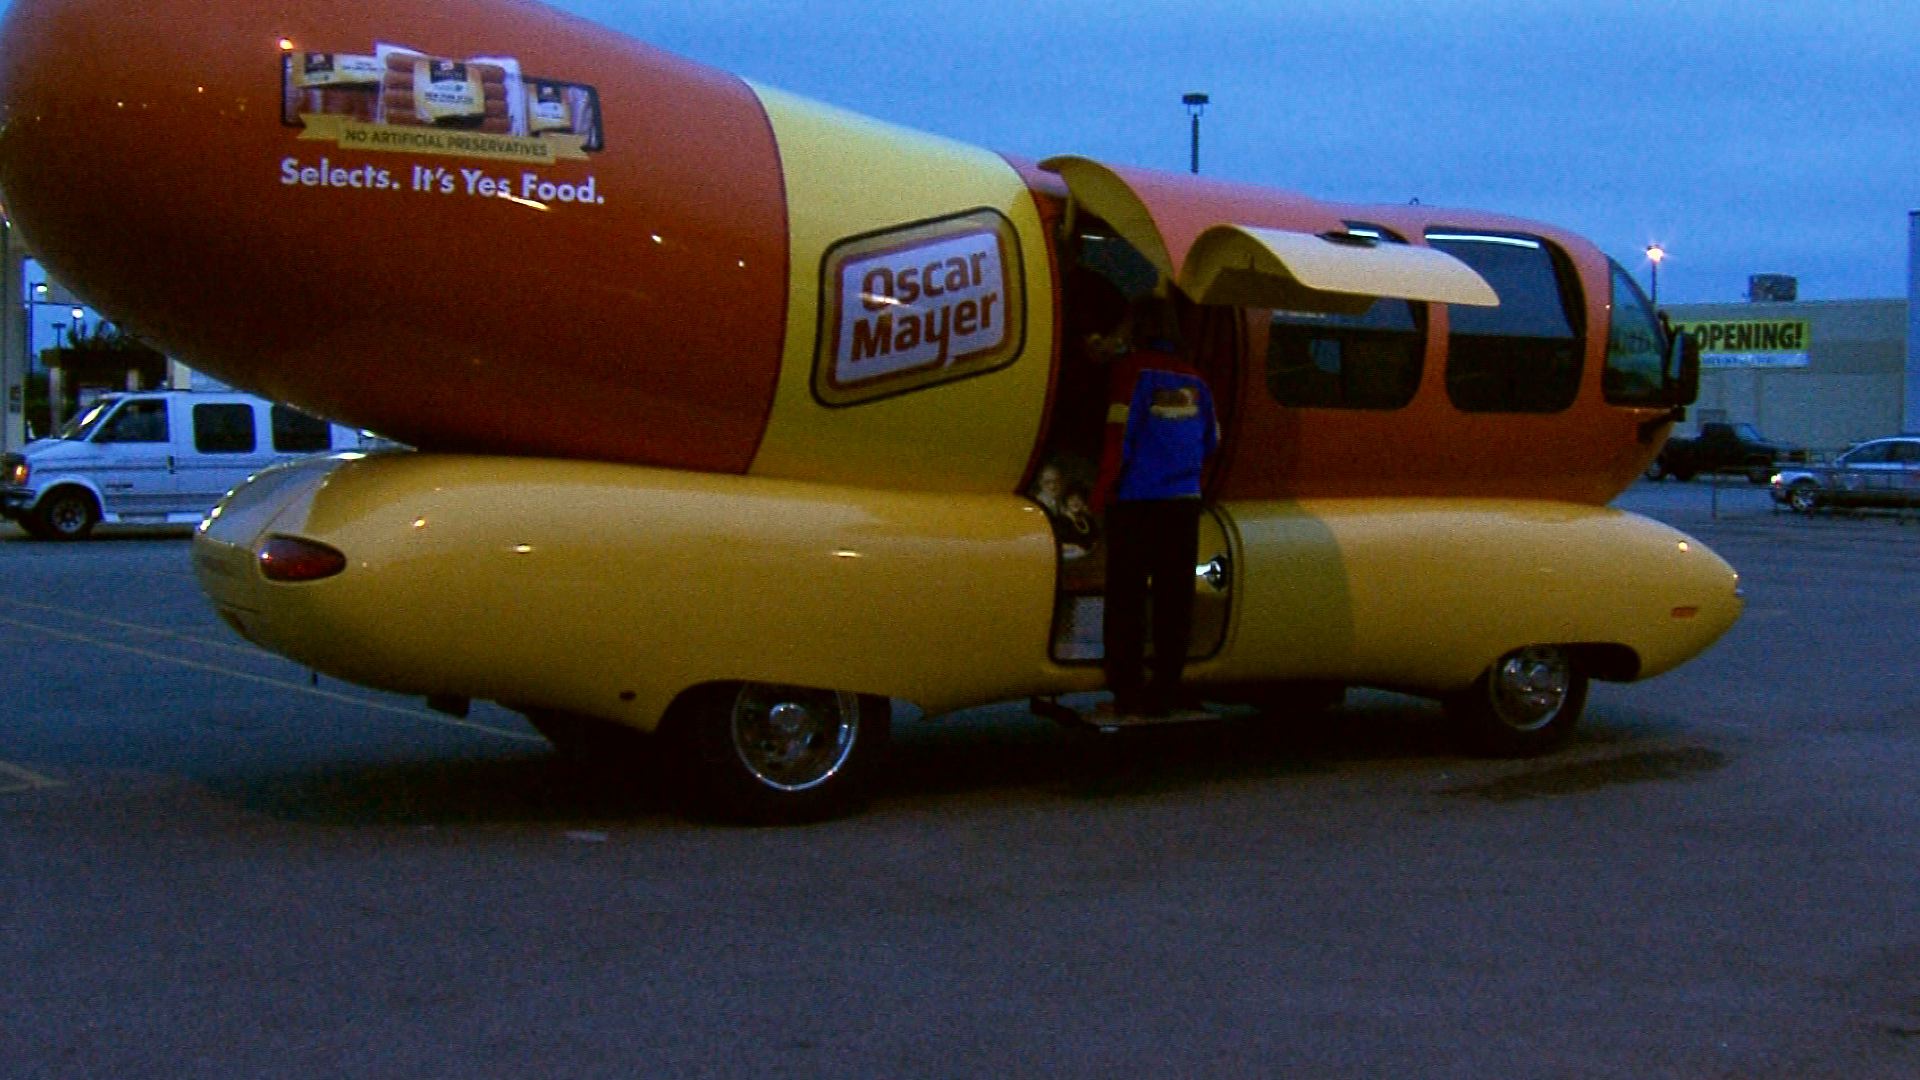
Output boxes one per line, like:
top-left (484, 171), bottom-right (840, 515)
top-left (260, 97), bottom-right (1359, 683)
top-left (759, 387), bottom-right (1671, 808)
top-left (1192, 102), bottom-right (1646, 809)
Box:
top-left (1644, 461), bottom-right (1667, 481)
top-left (33, 487), bottom-right (99, 540)
top-left (1670, 469), bottom-right (1695, 483)
top-left (1785, 481), bottom-right (1821, 514)
top-left (667, 682), bottom-right (889, 824)
top-left (1443, 645), bottom-right (1588, 757)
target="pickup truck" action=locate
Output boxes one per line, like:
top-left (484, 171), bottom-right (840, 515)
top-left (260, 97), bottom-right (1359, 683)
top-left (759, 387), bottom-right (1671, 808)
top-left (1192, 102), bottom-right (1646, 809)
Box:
top-left (1648, 422), bottom-right (1801, 483)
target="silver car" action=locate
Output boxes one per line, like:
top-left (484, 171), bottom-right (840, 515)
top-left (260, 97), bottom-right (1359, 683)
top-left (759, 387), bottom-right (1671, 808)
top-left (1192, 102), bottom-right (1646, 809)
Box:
top-left (1771, 436), bottom-right (1920, 513)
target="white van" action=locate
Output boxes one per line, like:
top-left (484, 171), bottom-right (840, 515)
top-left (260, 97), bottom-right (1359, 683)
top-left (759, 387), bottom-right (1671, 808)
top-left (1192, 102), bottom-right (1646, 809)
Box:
top-left (1, 390), bottom-right (376, 539)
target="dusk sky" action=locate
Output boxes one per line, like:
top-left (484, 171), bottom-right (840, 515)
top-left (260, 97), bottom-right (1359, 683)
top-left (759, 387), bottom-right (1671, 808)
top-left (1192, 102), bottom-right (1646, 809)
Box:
top-left (556, 0), bottom-right (1918, 305)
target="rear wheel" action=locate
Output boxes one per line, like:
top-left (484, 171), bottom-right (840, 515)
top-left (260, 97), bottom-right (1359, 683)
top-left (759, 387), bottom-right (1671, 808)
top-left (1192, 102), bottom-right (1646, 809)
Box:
top-left (1444, 645), bottom-right (1588, 757)
top-left (34, 487), bottom-right (98, 540)
top-left (668, 682), bottom-right (889, 824)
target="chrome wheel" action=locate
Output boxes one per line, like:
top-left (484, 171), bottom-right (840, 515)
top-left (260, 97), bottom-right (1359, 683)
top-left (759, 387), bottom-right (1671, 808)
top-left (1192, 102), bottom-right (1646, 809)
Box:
top-left (729, 684), bottom-right (863, 793)
top-left (1786, 482), bottom-right (1820, 514)
top-left (1486, 646), bottom-right (1573, 732)
top-left (1446, 644), bottom-right (1588, 757)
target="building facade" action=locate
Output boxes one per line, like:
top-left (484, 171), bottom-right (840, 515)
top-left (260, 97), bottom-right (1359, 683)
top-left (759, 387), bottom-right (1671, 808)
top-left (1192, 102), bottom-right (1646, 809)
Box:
top-left (1663, 296), bottom-right (1909, 452)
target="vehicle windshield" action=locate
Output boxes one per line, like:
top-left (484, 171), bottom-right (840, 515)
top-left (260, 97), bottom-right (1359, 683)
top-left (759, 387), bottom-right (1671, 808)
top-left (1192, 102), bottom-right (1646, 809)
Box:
top-left (1731, 423), bottom-right (1764, 440)
top-left (54, 399), bottom-right (118, 441)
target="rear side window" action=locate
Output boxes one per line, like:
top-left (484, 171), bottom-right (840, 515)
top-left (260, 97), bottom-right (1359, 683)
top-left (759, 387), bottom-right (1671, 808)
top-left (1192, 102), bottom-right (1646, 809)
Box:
top-left (1845, 442), bottom-right (1893, 466)
top-left (270, 405), bottom-right (333, 453)
top-left (193, 403), bottom-right (257, 454)
top-left (1428, 231), bottom-right (1584, 413)
top-left (1267, 298), bottom-right (1424, 410)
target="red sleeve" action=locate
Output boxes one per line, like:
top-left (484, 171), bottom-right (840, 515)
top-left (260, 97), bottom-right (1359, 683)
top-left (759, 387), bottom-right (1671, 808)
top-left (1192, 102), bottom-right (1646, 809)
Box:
top-left (1090, 355), bottom-right (1138, 515)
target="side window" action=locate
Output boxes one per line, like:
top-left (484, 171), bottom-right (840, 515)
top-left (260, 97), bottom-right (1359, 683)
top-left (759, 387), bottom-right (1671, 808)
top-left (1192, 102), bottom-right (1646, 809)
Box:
top-left (1267, 298), bottom-right (1424, 410)
top-left (1845, 442), bottom-right (1891, 466)
top-left (270, 405), bottom-right (333, 453)
top-left (1603, 259), bottom-right (1666, 405)
top-left (1428, 231), bottom-right (1584, 413)
top-left (192, 403), bottom-right (257, 454)
top-left (95, 399), bottom-right (170, 443)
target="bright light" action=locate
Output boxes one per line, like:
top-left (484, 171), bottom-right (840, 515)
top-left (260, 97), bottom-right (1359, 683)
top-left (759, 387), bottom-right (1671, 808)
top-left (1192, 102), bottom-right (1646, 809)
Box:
top-left (1645, 243), bottom-right (1667, 265)
top-left (278, 38), bottom-right (296, 52)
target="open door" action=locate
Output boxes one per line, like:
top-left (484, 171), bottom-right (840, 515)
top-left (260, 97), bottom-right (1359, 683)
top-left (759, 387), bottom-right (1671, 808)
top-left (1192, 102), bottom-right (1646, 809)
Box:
top-left (1032, 213), bottom-right (1238, 665)
top-left (1032, 156), bottom-right (1498, 667)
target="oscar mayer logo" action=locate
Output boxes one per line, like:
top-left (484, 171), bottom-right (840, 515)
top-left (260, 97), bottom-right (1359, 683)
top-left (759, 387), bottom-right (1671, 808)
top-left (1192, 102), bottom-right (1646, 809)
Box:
top-left (815, 210), bottom-right (1025, 406)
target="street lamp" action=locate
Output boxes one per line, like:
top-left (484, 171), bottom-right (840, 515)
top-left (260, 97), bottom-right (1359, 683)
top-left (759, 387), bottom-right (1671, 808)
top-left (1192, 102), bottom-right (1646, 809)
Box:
top-left (1182, 92), bottom-right (1210, 174)
top-left (1645, 243), bottom-right (1666, 306)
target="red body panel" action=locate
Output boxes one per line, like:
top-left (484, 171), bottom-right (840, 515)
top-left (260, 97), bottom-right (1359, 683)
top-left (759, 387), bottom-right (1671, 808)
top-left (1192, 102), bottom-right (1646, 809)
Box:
top-left (0, 0), bottom-right (790, 471)
top-left (0, 0), bottom-right (1666, 502)
top-left (1212, 205), bottom-right (1657, 504)
top-left (1014, 169), bottom-right (1661, 505)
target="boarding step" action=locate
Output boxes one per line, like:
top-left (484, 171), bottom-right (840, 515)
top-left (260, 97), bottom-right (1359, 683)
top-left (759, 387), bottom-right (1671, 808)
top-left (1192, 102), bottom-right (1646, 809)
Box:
top-left (1029, 696), bottom-right (1216, 733)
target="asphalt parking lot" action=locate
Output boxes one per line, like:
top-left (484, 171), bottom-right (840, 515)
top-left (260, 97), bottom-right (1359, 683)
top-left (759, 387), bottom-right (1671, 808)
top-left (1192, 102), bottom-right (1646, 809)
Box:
top-left (2, 483), bottom-right (1917, 1077)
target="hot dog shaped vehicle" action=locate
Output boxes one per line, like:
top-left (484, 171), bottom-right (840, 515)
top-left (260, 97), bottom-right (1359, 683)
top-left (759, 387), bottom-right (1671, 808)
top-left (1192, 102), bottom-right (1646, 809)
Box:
top-left (0, 0), bottom-right (1737, 821)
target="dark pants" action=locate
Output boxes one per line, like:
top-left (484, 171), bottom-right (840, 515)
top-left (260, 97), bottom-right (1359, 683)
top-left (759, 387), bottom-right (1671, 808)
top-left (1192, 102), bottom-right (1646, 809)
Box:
top-left (1103, 498), bottom-right (1203, 709)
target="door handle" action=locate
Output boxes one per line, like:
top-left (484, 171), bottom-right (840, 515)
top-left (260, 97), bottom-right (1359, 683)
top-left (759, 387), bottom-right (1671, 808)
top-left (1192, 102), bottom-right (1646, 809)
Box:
top-left (1197, 552), bottom-right (1231, 593)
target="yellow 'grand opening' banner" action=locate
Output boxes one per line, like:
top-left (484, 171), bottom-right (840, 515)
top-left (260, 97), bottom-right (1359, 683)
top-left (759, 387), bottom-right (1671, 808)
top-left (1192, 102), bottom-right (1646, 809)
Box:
top-left (1672, 318), bottom-right (1811, 368)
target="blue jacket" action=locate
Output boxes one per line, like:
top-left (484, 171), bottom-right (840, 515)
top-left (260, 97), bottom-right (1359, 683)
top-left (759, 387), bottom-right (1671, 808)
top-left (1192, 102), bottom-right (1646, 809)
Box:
top-left (1094, 347), bottom-right (1218, 509)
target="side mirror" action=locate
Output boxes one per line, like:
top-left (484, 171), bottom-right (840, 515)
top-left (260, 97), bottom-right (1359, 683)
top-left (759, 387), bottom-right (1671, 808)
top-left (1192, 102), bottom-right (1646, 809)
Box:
top-left (1665, 328), bottom-right (1700, 407)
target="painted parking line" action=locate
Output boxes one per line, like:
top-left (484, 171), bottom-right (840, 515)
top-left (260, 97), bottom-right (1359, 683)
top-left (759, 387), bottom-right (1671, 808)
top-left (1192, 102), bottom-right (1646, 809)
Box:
top-left (0, 596), bottom-right (265, 659)
top-left (0, 759), bottom-right (63, 793)
top-left (0, 613), bottom-right (544, 745)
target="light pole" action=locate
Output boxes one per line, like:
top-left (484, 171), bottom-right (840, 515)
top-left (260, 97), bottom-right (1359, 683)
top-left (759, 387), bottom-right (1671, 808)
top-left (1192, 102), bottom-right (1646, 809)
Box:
top-left (1182, 92), bottom-right (1209, 174)
top-left (1645, 243), bottom-right (1666, 306)
top-left (24, 282), bottom-right (46, 365)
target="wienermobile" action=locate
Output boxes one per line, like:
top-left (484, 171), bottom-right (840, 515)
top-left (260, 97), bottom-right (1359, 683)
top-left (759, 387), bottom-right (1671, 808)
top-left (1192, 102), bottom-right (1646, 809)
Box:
top-left (0, 0), bottom-right (1738, 821)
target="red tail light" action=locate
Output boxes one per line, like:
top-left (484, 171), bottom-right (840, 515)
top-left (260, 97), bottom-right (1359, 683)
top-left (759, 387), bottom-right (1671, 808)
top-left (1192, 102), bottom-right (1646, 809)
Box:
top-left (257, 536), bottom-right (347, 582)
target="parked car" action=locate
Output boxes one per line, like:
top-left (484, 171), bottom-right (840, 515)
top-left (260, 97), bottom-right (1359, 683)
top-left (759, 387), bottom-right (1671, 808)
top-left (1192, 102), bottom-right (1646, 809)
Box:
top-left (1, 390), bottom-right (377, 539)
top-left (1771, 435), bottom-right (1920, 513)
top-left (1648, 421), bottom-right (1803, 483)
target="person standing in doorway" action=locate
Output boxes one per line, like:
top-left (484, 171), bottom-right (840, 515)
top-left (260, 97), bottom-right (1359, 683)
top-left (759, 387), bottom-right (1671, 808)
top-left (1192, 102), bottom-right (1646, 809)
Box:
top-left (1091, 292), bottom-right (1219, 718)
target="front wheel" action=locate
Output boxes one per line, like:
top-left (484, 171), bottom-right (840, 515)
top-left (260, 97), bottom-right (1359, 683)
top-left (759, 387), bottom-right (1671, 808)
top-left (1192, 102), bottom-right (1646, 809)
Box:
top-left (34, 487), bottom-right (99, 540)
top-left (669, 682), bottom-right (889, 824)
top-left (1785, 481), bottom-right (1821, 514)
top-left (1444, 645), bottom-right (1588, 757)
